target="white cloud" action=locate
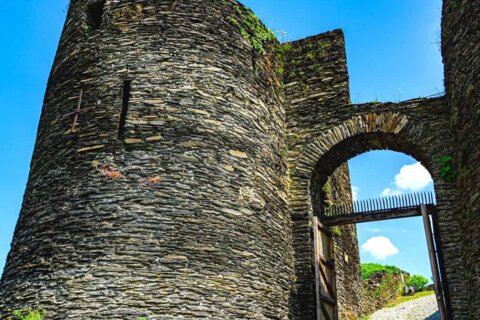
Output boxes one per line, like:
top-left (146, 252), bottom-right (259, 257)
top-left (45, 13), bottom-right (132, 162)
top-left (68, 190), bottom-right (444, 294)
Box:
top-left (351, 186), bottom-right (360, 201)
top-left (369, 228), bottom-right (381, 233)
top-left (394, 162), bottom-right (432, 191)
top-left (380, 188), bottom-right (402, 197)
top-left (361, 236), bottom-right (399, 260)
top-left (378, 162), bottom-right (432, 197)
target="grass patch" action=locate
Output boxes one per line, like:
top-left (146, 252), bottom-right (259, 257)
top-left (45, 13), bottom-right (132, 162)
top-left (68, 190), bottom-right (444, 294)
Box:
top-left (386, 290), bottom-right (435, 308)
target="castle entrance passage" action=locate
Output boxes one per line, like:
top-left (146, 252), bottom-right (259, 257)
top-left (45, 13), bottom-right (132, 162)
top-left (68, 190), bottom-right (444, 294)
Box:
top-left (313, 192), bottom-right (450, 320)
top-left (287, 100), bottom-right (463, 319)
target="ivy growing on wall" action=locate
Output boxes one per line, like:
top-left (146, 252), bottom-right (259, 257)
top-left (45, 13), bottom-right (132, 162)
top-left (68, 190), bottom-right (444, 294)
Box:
top-left (437, 155), bottom-right (457, 182)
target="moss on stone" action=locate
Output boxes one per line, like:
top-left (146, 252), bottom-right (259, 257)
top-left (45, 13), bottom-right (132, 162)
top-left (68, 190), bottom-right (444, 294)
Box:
top-left (226, 2), bottom-right (277, 54)
top-left (273, 43), bottom-right (293, 76)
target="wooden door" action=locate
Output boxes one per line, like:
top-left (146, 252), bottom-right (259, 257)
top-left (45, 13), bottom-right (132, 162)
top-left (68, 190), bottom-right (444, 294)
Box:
top-left (313, 217), bottom-right (338, 320)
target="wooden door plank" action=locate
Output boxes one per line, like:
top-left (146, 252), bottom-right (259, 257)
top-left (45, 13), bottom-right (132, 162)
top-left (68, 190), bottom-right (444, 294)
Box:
top-left (313, 217), bottom-right (323, 320)
top-left (313, 217), bottom-right (338, 320)
top-left (321, 303), bottom-right (333, 320)
top-left (319, 262), bottom-right (336, 297)
top-left (320, 294), bottom-right (336, 305)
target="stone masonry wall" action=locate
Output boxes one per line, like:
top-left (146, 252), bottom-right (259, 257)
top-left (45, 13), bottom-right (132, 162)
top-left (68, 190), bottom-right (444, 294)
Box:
top-left (442, 1), bottom-right (480, 318)
top-left (283, 29), bottom-right (363, 320)
top-left (325, 165), bottom-right (362, 320)
top-left (283, 30), bottom-right (350, 319)
top-left (288, 96), bottom-right (466, 319)
top-left (0, 1), bottom-right (477, 319)
top-left (0, 1), bottom-right (294, 319)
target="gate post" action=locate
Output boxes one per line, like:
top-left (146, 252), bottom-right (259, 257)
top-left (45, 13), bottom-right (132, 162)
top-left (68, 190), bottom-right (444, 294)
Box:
top-left (421, 204), bottom-right (447, 320)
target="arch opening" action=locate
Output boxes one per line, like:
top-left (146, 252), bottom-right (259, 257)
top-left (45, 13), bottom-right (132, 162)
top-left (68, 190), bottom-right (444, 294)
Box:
top-left (308, 131), bottom-right (452, 319)
top-left (310, 132), bottom-right (433, 220)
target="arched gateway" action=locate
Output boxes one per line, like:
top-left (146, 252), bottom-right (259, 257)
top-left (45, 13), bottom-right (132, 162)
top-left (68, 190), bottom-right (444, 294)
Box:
top-left (287, 98), bottom-right (460, 319)
top-left (1, 1), bottom-right (479, 319)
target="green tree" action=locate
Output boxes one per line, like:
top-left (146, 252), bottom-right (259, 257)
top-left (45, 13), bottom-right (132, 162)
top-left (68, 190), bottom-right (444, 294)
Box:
top-left (406, 275), bottom-right (429, 291)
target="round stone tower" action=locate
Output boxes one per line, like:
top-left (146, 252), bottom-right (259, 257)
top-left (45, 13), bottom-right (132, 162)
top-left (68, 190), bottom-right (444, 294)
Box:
top-left (0, 0), bottom-right (293, 318)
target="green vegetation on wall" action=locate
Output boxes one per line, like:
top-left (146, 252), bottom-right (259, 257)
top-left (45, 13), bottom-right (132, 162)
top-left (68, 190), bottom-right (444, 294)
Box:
top-left (331, 226), bottom-right (342, 237)
top-left (273, 43), bottom-right (293, 76)
top-left (436, 155), bottom-right (457, 182)
top-left (12, 309), bottom-right (44, 320)
top-left (225, 1), bottom-right (277, 54)
top-left (322, 181), bottom-right (334, 208)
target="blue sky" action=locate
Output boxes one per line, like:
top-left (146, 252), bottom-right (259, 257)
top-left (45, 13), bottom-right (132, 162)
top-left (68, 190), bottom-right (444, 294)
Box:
top-left (0, 0), bottom-right (443, 281)
top-left (349, 151), bottom-right (434, 281)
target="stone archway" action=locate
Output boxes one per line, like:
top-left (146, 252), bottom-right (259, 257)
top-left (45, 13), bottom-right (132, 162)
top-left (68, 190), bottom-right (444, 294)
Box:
top-left (287, 98), bottom-right (465, 319)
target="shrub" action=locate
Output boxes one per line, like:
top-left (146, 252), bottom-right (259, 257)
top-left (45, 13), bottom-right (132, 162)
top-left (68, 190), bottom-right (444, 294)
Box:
top-left (406, 274), bottom-right (429, 291)
top-left (361, 263), bottom-right (401, 280)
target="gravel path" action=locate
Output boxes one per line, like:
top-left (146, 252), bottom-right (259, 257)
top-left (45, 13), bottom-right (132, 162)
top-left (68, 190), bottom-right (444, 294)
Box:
top-left (370, 294), bottom-right (439, 320)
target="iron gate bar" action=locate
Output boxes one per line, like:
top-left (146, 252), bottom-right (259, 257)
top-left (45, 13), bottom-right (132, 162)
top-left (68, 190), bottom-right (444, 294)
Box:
top-left (322, 191), bottom-right (436, 226)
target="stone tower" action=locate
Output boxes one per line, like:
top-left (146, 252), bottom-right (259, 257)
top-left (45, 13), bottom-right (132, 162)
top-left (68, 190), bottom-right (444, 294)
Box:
top-left (0, 0), bottom-right (295, 318)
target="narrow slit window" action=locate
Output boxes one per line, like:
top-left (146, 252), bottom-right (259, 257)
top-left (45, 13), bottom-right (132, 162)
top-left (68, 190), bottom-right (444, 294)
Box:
top-left (71, 88), bottom-right (84, 133)
top-left (118, 80), bottom-right (132, 138)
top-left (86, 0), bottom-right (106, 31)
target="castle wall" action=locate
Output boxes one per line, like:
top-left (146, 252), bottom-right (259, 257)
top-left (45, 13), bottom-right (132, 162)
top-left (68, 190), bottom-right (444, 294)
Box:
top-left (288, 96), bottom-right (466, 319)
top-left (283, 24), bottom-right (469, 319)
top-left (1, 1), bottom-right (478, 319)
top-left (283, 30), bottom-right (363, 319)
top-left (0, 1), bottom-right (294, 319)
top-left (324, 165), bottom-right (362, 320)
top-left (442, 1), bottom-right (480, 318)
top-left (284, 30), bottom-right (350, 166)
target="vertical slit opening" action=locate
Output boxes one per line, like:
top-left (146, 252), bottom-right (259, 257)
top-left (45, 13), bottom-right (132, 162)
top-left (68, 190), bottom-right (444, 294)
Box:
top-left (118, 80), bottom-right (132, 139)
top-left (86, 0), bottom-right (106, 31)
